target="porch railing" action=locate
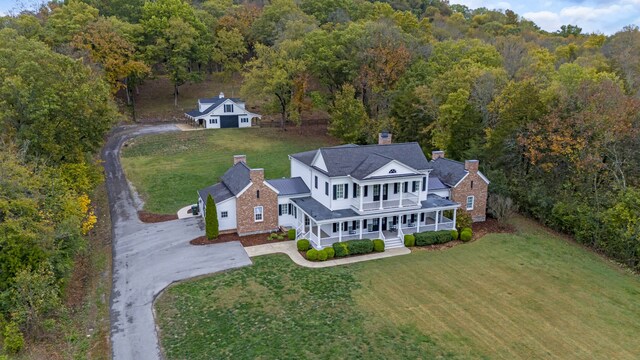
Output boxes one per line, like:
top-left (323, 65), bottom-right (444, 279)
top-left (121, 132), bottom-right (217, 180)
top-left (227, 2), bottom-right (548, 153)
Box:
top-left (351, 192), bottom-right (421, 212)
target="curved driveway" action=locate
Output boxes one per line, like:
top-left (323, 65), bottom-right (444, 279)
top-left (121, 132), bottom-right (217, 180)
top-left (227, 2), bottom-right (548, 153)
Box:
top-left (102, 125), bottom-right (252, 360)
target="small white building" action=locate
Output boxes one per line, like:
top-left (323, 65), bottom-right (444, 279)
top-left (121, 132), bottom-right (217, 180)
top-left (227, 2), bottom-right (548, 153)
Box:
top-left (185, 92), bottom-right (261, 129)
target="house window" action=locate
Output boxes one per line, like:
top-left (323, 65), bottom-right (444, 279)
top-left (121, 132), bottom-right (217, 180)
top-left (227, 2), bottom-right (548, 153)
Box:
top-left (353, 184), bottom-right (360, 198)
top-left (394, 183), bottom-right (399, 194)
top-left (403, 182), bottom-right (408, 193)
top-left (373, 185), bottom-right (380, 197)
top-left (389, 169), bottom-right (397, 174)
top-left (221, 211), bottom-right (228, 218)
top-left (304, 216), bottom-right (310, 226)
top-left (342, 222), bottom-right (348, 231)
top-left (325, 182), bottom-right (329, 196)
top-left (254, 206), bottom-right (263, 222)
top-left (412, 181), bottom-right (419, 192)
top-left (314, 176), bottom-right (318, 189)
top-left (466, 196), bottom-right (475, 210)
top-left (209, 118), bottom-right (217, 124)
top-left (224, 104), bottom-right (234, 112)
top-left (422, 177), bottom-right (427, 191)
top-left (334, 184), bottom-right (344, 200)
top-left (240, 117), bottom-right (248, 123)
top-left (257, 190), bottom-right (260, 198)
top-left (279, 204), bottom-right (288, 216)
top-left (471, 180), bottom-right (474, 190)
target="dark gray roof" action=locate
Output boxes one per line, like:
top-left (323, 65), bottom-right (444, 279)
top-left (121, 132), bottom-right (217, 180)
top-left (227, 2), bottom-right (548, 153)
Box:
top-left (185, 97), bottom-right (243, 117)
top-left (266, 177), bottom-right (310, 196)
top-left (220, 162), bottom-right (251, 195)
top-left (428, 177), bottom-right (449, 191)
top-left (427, 158), bottom-right (468, 187)
top-left (422, 194), bottom-right (459, 209)
top-left (291, 197), bottom-right (359, 221)
top-left (197, 182), bottom-right (234, 203)
top-left (290, 143), bottom-right (430, 179)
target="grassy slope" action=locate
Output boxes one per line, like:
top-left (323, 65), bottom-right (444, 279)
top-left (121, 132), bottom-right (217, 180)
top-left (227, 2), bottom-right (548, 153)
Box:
top-left (121, 128), bottom-right (337, 214)
top-left (155, 218), bottom-right (640, 359)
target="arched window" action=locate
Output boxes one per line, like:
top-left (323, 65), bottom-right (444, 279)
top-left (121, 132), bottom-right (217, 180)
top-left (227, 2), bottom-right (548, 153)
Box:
top-left (388, 169), bottom-right (397, 174)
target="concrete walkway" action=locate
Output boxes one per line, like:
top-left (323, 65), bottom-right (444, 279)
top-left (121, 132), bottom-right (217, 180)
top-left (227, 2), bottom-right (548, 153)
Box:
top-left (177, 204), bottom-right (197, 219)
top-left (244, 241), bottom-right (411, 267)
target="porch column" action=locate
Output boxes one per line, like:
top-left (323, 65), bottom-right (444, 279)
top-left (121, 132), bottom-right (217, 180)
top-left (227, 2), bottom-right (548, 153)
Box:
top-left (317, 221), bottom-right (322, 248)
top-left (379, 216), bottom-right (383, 238)
top-left (452, 208), bottom-right (457, 230)
top-left (434, 210), bottom-right (439, 231)
top-left (339, 222), bottom-right (343, 242)
top-left (359, 219), bottom-right (363, 239)
top-left (416, 180), bottom-right (422, 204)
top-left (379, 184), bottom-right (383, 210)
top-left (399, 182), bottom-right (403, 207)
top-left (416, 212), bottom-right (421, 232)
top-left (359, 185), bottom-right (364, 211)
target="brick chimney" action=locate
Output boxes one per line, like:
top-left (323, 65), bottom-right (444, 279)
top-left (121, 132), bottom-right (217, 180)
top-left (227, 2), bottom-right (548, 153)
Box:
top-left (465, 159), bottom-right (479, 172)
top-left (378, 131), bottom-right (392, 145)
top-left (249, 168), bottom-right (264, 183)
top-left (233, 155), bottom-right (246, 164)
top-left (432, 150), bottom-right (445, 160)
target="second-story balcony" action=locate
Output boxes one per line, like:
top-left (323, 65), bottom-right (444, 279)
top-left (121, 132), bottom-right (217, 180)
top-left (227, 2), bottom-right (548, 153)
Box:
top-left (351, 192), bottom-right (420, 212)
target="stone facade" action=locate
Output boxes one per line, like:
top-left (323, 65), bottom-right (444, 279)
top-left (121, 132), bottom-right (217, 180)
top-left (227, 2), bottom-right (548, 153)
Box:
top-left (450, 160), bottom-right (488, 222)
top-left (235, 168), bottom-right (279, 235)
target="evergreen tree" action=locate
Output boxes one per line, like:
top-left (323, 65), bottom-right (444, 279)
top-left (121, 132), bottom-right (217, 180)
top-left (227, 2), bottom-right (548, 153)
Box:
top-left (205, 194), bottom-right (219, 239)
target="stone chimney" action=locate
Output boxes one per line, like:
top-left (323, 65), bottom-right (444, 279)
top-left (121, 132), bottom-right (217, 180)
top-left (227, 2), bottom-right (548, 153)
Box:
top-left (249, 168), bottom-right (264, 183)
top-left (219, 92), bottom-right (225, 99)
top-left (432, 150), bottom-right (445, 160)
top-left (378, 131), bottom-right (392, 145)
top-left (233, 155), bottom-right (246, 164)
top-left (465, 159), bottom-right (479, 172)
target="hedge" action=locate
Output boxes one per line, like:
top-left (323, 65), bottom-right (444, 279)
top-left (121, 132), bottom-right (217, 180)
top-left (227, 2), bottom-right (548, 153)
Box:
top-left (372, 239), bottom-right (385, 252)
top-left (325, 247), bottom-right (335, 259)
top-left (451, 229), bottom-right (459, 240)
top-left (346, 239), bottom-right (374, 255)
top-left (306, 249), bottom-right (319, 261)
top-left (333, 242), bottom-right (349, 257)
top-left (460, 230), bottom-right (472, 242)
top-left (318, 249), bottom-right (328, 261)
top-left (332, 239), bottom-right (375, 257)
top-left (297, 239), bottom-right (310, 251)
top-left (414, 230), bottom-right (453, 246)
top-left (404, 234), bottom-right (415, 247)
top-left (288, 229), bottom-right (296, 240)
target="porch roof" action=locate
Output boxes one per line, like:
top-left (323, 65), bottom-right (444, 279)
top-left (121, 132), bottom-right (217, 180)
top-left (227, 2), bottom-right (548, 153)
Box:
top-left (291, 194), bottom-right (459, 223)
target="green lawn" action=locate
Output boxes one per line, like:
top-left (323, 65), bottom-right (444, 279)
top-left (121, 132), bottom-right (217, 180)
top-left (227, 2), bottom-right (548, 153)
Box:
top-left (155, 218), bottom-right (640, 359)
top-left (120, 128), bottom-right (336, 214)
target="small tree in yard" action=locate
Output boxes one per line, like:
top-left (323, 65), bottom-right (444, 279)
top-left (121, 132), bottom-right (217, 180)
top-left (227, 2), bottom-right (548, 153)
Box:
top-left (456, 209), bottom-right (473, 231)
top-left (488, 193), bottom-right (518, 223)
top-left (205, 194), bottom-right (219, 239)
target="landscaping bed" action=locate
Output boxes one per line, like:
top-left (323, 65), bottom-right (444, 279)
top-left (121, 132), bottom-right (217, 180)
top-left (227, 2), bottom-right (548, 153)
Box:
top-left (190, 230), bottom-right (291, 247)
top-left (297, 238), bottom-right (385, 261)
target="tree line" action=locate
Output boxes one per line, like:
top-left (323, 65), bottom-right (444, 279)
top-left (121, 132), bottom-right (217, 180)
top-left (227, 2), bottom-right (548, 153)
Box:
top-left (1, 0), bottom-right (640, 354)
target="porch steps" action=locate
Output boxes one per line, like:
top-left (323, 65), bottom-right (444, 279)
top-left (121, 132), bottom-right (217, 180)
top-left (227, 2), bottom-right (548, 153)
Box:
top-left (384, 237), bottom-right (405, 249)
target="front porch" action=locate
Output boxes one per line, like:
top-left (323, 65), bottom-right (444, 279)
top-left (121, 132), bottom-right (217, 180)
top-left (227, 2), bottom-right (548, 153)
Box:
top-left (295, 210), bottom-right (457, 250)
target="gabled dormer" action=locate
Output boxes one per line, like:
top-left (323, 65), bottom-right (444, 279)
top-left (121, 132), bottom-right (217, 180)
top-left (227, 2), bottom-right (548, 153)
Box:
top-left (311, 150), bottom-right (328, 172)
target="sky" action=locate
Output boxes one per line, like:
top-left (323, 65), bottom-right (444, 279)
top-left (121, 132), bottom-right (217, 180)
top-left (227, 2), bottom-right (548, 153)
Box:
top-left (453, 0), bottom-right (640, 34)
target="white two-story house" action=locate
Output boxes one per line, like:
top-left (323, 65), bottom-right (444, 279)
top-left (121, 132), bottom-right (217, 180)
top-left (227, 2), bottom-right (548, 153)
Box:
top-left (185, 92), bottom-right (261, 129)
top-left (197, 132), bottom-right (489, 250)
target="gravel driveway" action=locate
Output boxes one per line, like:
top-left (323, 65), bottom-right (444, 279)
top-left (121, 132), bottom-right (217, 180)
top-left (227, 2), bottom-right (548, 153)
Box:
top-left (102, 125), bottom-right (252, 360)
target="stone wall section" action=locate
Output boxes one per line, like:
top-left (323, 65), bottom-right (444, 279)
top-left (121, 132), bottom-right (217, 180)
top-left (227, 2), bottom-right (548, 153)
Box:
top-left (450, 160), bottom-right (488, 222)
top-left (236, 169), bottom-right (279, 235)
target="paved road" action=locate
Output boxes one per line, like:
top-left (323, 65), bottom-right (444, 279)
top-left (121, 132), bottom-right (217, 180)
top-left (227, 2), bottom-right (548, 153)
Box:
top-left (103, 125), bottom-right (252, 360)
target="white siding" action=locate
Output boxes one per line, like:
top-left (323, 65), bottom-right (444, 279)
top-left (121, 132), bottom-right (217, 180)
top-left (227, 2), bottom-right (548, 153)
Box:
top-left (429, 189), bottom-right (450, 199)
top-left (205, 116), bottom-right (221, 129)
top-left (277, 196), bottom-right (300, 228)
top-left (311, 170), bottom-right (332, 209)
top-left (291, 158), bottom-right (312, 186)
top-left (366, 161), bottom-right (417, 178)
top-left (217, 199), bottom-right (237, 231)
top-left (312, 152), bottom-right (328, 172)
top-left (329, 177), bottom-right (353, 210)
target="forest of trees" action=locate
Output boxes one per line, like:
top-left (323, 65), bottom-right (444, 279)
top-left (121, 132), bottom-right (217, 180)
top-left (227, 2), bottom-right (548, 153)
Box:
top-left (1, 0), bottom-right (640, 355)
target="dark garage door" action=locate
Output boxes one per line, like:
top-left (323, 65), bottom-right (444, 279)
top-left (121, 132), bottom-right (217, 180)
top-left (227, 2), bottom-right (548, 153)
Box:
top-left (220, 115), bottom-right (239, 128)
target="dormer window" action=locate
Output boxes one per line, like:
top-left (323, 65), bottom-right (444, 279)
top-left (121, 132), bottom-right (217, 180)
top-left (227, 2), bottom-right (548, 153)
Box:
top-left (388, 169), bottom-right (397, 174)
top-left (224, 104), bottom-right (234, 112)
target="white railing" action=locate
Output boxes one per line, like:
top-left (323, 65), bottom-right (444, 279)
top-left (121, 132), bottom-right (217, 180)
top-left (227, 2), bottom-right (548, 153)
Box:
top-left (379, 229), bottom-right (386, 241)
top-left (351, 192), bottom-right (421, 212)
top-left (398, 226), bottom-right (404, 241)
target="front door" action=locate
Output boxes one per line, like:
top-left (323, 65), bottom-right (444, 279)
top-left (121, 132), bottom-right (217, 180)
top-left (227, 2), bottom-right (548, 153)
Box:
top-left (382, 217), bottom-right (388, 231)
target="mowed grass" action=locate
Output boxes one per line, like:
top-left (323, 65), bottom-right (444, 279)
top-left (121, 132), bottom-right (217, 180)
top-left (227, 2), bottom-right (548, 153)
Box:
top-left (120, 128), bottom-right (337, 214)
top-left (155, 218), bottom-right (640, 359)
